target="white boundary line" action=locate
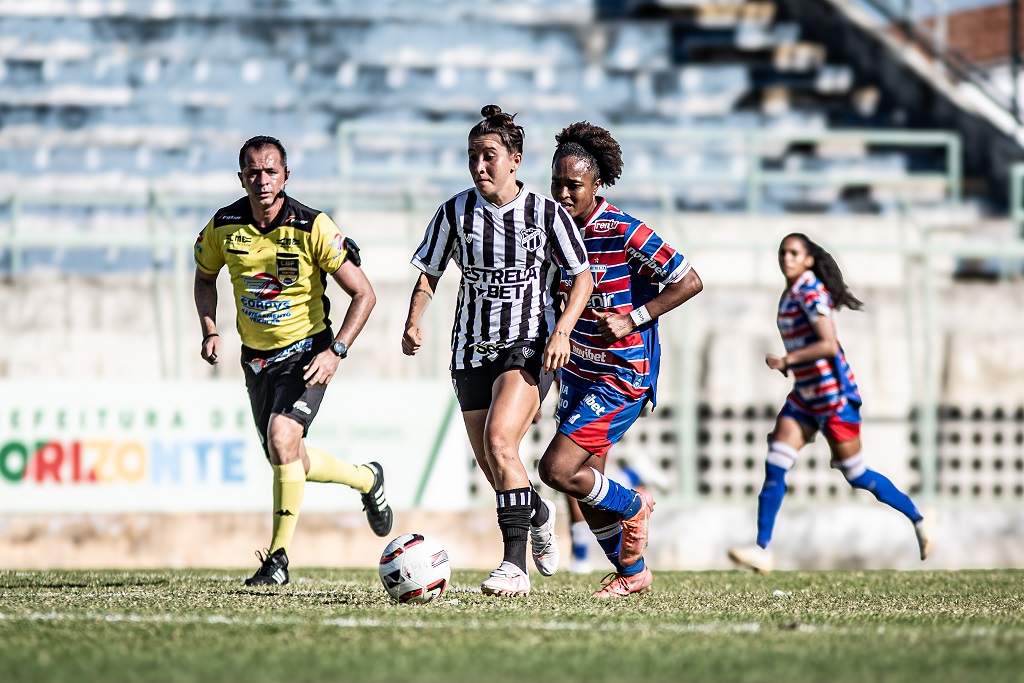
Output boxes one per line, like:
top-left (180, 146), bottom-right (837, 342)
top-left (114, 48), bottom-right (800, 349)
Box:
top-left (1, 612), bottom-right (1022, 639)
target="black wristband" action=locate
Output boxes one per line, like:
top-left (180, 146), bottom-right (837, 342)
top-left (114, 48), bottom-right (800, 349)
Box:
top-left (202, 333), bottom-right (219, 342)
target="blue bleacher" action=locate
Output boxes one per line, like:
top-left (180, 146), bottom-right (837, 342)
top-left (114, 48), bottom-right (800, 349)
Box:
top-left (0, 0), bottom-right (963, 222)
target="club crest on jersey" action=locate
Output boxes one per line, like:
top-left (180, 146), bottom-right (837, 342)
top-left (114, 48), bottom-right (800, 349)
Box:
top-left (519, 225), bottom-right (543, 251)
top-left (277, 255), bottom-right (300, 286)
top-left (592, 220), bottom-right (617, 233)
top-left (590, 264), bottom-right (608, 286)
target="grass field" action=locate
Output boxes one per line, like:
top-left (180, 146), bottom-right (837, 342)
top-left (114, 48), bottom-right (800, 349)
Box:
top-left (1, 568), bottom-right (1021, 683)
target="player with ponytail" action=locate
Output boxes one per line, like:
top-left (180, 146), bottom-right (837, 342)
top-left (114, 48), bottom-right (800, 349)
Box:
top-left (728, 233), bottom-right (931, 573)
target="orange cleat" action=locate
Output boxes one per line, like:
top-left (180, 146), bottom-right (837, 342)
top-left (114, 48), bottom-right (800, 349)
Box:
top-left (592, 566), bottom-right (653, 598)
top-left (618, 489), bottom-right (654, 567)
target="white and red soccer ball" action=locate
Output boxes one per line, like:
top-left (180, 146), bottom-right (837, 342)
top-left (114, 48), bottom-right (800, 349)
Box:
top-left (378, 533), bottom-right (451, 604)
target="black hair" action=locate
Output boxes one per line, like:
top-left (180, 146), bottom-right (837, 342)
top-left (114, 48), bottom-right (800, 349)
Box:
top-left (238, 135), bottom-right (287, 171)
top-left (783, 233), bottom-right (864, 311)
top-left (468, 104), bottom-right (524, 155)
top-left (552, 121), bottom-right (623, 187)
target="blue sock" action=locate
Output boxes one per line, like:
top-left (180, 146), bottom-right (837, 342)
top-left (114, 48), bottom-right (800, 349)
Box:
top-left (620, 556), bottom-right (646, 577)
top-left (755, 442), bottom-right (798, 549)
top-left (756, 463), bottom-right (788, 549)
top-left (592, 521), bottom-right (623, 572)
top-left (570, 521), bottom-right (589, 561)
top-left (840, 454), bottom-right (923, 522)
top-left (580, 468), bottom-right (642, 519)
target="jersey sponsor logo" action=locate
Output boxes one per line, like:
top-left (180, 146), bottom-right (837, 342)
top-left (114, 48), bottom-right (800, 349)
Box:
top-left (590, 264), bottom-right (608, 286)
top-left (242, 273), bottom-right (283, 300)
top-left (588, 292), bottom-right (615, 309)
top-left (626, 245), bottom-right (668, 277)
top-left (218, 214), bottom-right (242, 221)
top-left (292, 400), bottom-right (312, 415)
top-left (582, 393), bottom-right (606, 416)
top-left (194, 229), bottom-right (205, 253)
top-left (571, 343), bottom-right (607, 364)
top-left (277, 255), bottom-right (300, 286)
top-left (226, 233), bottom-right (252, 246)
top-left (275, 237), bottom-right (300, 248)
top-left (519, 225), bottom-right (544, 251)
top-left (592, 220), bottom-right (617, 233)
top-left (522, 347), bottom-right (535, 359)
top-left (464, 266), bottom-right (539, 301)
top-left (464, 266), bottom-right (539, 285)
top-left (247, 337), bottom-right (313, 374)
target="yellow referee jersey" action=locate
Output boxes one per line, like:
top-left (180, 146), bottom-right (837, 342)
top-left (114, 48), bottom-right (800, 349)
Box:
top-left (194, 195), bottom-right (348, 351)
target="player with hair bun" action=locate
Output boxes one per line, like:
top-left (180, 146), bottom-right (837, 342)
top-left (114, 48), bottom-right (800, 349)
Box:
top-left (728, 233), bottom-right (931, 573)
top-left (403, 105), bottom-right (593, 597)
top-left (539, 122), bottom-right (703, 597)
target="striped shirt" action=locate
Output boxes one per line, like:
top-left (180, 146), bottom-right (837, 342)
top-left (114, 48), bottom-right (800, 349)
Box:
top-left (412, 184), bottom-right (589, 370)
top-left (559, 199), bottom-right (690, 404)
top-left (778, 270), bottom-right (860, 415)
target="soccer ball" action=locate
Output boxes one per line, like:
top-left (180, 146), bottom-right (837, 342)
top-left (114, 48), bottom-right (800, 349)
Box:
top-left (378, 533), bottom-right (451, 604)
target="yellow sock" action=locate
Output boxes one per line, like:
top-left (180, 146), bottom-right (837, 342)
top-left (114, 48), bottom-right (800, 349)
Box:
top-left (306, 447), bottom-right (374, 493)
top-left (269, 460), bottom-right (306, 554)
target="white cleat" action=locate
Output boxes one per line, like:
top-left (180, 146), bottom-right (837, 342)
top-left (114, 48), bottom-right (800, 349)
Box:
top-left (481, 561), bottom-right (531, 597)
top-left (914, 520), bottom-right (933, 560)
top-left (728, 544), bottom-right (774, 574)
top-left (530, 498), bottom-right (560, 577)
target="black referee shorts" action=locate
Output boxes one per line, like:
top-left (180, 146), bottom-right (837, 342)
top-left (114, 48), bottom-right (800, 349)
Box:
top-left (451, 339), bottom-right (554, 412)
top-left (242, 343), bottom-right (327, 459)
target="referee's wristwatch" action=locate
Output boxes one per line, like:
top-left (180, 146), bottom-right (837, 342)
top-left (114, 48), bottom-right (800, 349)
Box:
top-left (330, 341), bottom-right (348, 359)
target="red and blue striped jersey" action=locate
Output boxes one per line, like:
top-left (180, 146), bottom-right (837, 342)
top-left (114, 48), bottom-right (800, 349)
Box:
top-left (558, 199), bottom-right (691, 404)
top-left (778, 270), bottom-right (860, 415)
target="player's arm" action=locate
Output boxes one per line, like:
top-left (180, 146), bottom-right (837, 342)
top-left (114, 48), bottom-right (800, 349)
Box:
top-left (766, 315), bottom-right (839, 375)
top-left (543, 269), bottom-right (592, 373)
top-left (597, 268), bottom-right (703, 342)
top-left (402, 271), bottom-right (440, 356)
top-left (194, 267), bottom-right (221, 365)
top-left (304, 258), bottom-right (376, 387)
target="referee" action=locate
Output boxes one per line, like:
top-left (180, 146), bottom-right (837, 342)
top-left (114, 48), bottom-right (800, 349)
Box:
top-left (403, 106), bottom-right (593, 597)
top-left (193, 135), bottom-right (392, 586)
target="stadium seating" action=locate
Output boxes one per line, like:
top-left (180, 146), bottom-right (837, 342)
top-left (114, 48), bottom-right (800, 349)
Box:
top-left (0, 0), bottom-right (961, 217)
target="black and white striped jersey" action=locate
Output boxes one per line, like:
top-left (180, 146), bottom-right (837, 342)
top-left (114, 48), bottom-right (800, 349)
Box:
top-left (412, 184), bottom-right (589, 370)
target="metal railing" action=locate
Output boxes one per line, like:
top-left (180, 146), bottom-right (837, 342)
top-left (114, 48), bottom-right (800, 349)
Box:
top-left (336, 122), bottom-right (963, 216)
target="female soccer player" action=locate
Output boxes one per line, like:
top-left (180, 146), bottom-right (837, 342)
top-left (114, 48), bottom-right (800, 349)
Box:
top-left (402, 105), bottom-right (593, 597)
top-left (538, 122), bottom-right (703, 598)
top-left (728, 233), bottom-right (932, 573)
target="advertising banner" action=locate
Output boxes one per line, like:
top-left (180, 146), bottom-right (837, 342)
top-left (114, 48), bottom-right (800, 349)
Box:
top-left (0, 380), bottom-right (468, 512)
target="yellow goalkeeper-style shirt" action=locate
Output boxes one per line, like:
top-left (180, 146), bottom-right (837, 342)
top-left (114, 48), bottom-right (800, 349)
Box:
top-left (194, 194), bottom-right (349, 351)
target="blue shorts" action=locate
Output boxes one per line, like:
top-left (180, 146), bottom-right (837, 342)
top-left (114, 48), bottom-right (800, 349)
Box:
top-left (780, 393), bottom-right (862, 442)
top-left (556, 380), bottom-right (647, 458)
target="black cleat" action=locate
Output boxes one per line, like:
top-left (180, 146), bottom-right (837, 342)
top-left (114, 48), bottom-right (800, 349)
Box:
top-left (244, 548), bottom-right (289, 586)
top-left (361, 462), bottom-right (393, 537)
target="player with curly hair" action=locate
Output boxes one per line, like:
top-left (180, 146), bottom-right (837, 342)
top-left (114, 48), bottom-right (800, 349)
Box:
top-left (728, 233), bottom-right (932, 573)
top-left (538, 122), bottom-right (703, 597)
top-left (403, 106), bottom-right (593, 597)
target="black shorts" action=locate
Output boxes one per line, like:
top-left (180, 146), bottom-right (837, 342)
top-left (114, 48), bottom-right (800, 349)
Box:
top-left (451, 340), bottom-right (554, 412)
top-left (242, 332), bottom-right (331, 459)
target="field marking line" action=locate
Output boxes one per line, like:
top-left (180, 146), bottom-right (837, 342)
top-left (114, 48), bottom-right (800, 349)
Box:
top-left (2, 611), bottom-right (1023, 639)
top-left (0, 611), bottom-right (760, 634)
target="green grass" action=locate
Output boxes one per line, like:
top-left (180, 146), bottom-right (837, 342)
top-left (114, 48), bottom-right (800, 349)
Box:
top-left (1, 568), bottom-right (1022, 683)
